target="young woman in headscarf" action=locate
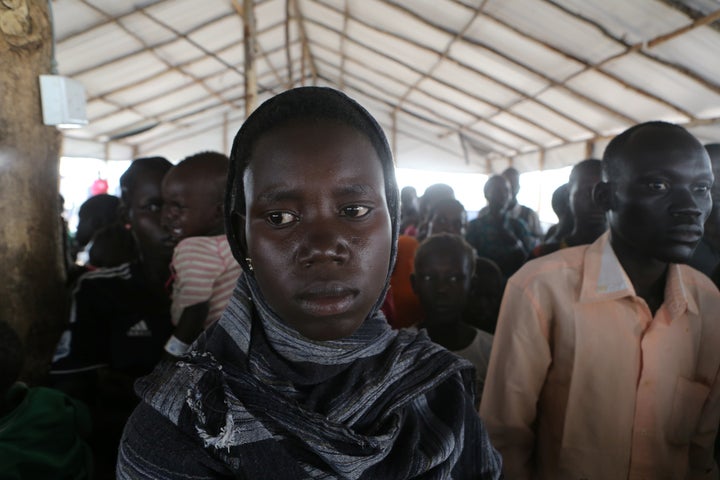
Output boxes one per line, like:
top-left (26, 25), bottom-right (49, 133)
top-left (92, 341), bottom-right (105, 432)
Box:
top-left (117, 87), bottom-right (502, 479)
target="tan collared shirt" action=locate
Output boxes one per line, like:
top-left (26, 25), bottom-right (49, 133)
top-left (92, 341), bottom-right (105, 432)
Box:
top-left (480, 232), bottom-right (720, 480)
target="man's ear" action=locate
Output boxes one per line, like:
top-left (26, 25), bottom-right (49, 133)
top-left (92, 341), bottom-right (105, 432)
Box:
top-left (592, 181), bottom-right (613, 212)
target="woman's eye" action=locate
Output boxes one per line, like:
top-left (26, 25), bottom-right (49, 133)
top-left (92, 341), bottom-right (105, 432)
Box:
top-left (144, 203), bottom-right (161, 213)
top-left (266, 211), bottom-right (297, 226)
top-left (647, 181), bottom-right (669, 192)
top-left (340, 205), bottom-right (371, 218)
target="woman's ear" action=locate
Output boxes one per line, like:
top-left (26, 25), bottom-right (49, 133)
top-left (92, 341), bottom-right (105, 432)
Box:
top-left (592, 181), bottom-right (613, 212)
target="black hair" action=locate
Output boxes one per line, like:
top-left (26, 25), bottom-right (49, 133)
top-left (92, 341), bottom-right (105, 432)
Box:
top-left (484, 174), bottom-right (509, 197)
top-left (602, 121), bottom-right (695, 181)
top-left (173, 151), bottom-right (229, 203)
top-left (0, 320), bottom-right (24, 395)
top-left (78, 194), bottom-right (120, 219)
top-left (569, 158), bottom-right (602, 185)
top-left (428, 198), bottom-right (467, 219)
top-left (225, 87), bottom-right (399, 273)
top-left (119, 156), bottom-right (173, 204)
top-left (414, 233), bottom-right (476, 276)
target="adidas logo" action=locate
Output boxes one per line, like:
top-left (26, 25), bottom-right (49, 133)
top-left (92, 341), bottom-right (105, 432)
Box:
top-left (127, 320), bottom-right (152, 337)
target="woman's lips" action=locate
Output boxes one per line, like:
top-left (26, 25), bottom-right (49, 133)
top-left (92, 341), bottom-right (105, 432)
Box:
top-left (294, 284), bottom-right (359, 317)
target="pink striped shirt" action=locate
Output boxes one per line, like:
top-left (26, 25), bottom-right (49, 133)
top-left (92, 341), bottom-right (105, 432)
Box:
top-left (171, 235), bottom-right (242, 328)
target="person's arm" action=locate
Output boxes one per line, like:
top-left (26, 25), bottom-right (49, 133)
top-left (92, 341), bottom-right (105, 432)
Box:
top-left (479, 278), bottom-right (552, 480)
top-left (163, 301), bottom-right (210, 359)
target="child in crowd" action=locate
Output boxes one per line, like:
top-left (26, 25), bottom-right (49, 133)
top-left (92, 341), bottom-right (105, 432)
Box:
top-left (530, 159), bottom-right (606, 259)
top-left (117, 87), bottom-right (502, 479)
top-left (160, 151), bottom-right (242, 357)
top-left (412, 233), bottom-right (494, 402)
top-left (481, 121), bottom-right (720, 479)
top-left (51, 156), bottom-right (175, 479)
top-left (1, 320), bottom-right (93, 479)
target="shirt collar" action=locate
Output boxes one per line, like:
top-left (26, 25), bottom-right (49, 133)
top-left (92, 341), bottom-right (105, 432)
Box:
top-left (579, 232), bottom-right (695, 320)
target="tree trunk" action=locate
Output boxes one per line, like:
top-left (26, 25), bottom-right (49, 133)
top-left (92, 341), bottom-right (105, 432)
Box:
top-left (0, 0), bottom-right (66, 385)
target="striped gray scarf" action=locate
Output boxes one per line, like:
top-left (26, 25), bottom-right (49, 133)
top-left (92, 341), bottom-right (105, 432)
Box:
top-left (125, 274), bottom-right (501, 479)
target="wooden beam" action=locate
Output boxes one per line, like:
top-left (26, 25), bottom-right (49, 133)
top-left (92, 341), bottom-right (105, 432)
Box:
top-left (232, 0), bottom-right (285, 91)
top-left (314, 55), bottom-right (529, 151)
top-left (657, 0), bottom-right (720, 34)
top-left (57, 0), bottom-right (172, 43)
top-left (66, 12), bottom-right (234, 78)
top-left (391, 0), bottom-right (695, 120)
top-left (306, 18), bottom-right (581, 144)
top-left (339, 0), bottom-right (350, 90)
top-left (310, 1), bottom-right (600, 133)
top-left (544, 0), bottom-right (720, 96)
top-left (243, 0), bottom-right (258, 115)
top-left (77, 1), bottom-right (239, 113)
top-left (292, 0), bottom-right (318, 83)
top-left (394, 0), bottom-right (486, 116)
top-left (86, 27), bottom-right (287, 104)
top-left (285, 0), bottom-right (294, 87)
top-left (312, 46), bottom-right (556, 148)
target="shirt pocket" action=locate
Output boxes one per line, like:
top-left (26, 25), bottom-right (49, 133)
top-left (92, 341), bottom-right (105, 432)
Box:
top-left (667, 376), bottom-right (711, 445)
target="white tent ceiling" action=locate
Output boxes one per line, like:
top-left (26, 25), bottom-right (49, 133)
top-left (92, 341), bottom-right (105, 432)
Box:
top-left (53, 0), bottom-right (720, 173)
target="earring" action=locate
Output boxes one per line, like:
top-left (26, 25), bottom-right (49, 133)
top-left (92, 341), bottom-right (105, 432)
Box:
top-left (245, 257), bottom-right (253, 271)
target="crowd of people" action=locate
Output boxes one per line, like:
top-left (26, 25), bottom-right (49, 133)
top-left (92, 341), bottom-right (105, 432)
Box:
top-left (1, 86), bottom-right (720, 479)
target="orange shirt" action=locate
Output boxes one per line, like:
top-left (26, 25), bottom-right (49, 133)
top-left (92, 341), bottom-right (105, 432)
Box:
top-left (480, 232), bottom-right (720, 480)
top-left (389, 235), bottom-right (423, 329)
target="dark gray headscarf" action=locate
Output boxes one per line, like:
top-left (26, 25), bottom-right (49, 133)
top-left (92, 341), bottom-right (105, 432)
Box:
top-left (117, 87), bottom-right (502, 480)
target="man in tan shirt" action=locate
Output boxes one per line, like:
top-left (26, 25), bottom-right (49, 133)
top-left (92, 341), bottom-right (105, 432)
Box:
top-left (480, 121), bottom-right (720, 479)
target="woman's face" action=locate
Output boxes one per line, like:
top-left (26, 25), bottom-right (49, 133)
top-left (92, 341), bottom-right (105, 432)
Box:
top-left (240, 121), bottom-right (392, 341)
top-left (126, 167), bottom-right (175, 263)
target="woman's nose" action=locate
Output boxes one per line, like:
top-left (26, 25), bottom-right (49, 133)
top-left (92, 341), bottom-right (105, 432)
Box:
top-left (295, 222), bottom-right (350, 268)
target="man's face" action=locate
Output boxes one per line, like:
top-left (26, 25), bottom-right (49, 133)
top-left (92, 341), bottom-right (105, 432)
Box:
top-left (485, 177), bottom-right (511, 215)
top-left (240, 121), bottom-right (392, 341)
top-left (607, 129), bottom-right (713, 264)
top-left (569, 168), bottom-right (605, 226)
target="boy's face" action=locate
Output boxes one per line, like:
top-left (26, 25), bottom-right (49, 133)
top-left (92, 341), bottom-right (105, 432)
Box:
top-left (485, 177), bottom-right (511, 214)
top-left (412, 249), bottom-right (473, 322)
top-left (126, 168), bottom-right (174, 261)
top-left (606, 128), bottom-right (713, 264)
top-left (241, 121), bottom-right (392, 341)
top-left (161, 167), bottom-right (221, 244)
top-left (569, 168), bottom-right (605, 225)
top-left (428, 204), bottom-right (467, 236)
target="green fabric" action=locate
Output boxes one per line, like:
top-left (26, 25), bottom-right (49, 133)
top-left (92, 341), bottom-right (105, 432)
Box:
top-left (0, 383), bottom-right (93, 479)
